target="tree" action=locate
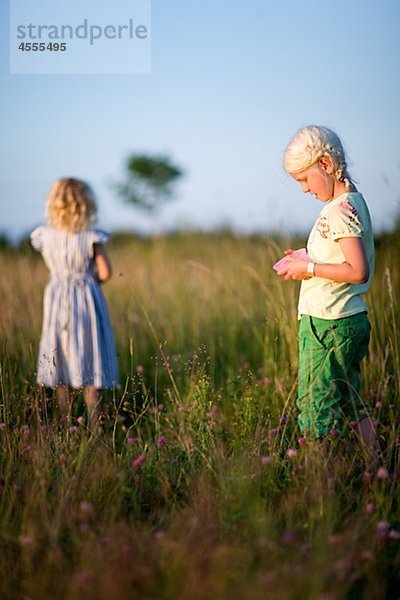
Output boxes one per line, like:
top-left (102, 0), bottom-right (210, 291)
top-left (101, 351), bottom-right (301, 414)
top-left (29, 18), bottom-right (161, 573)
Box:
top-left (116, 154), bottom-right (184, 213)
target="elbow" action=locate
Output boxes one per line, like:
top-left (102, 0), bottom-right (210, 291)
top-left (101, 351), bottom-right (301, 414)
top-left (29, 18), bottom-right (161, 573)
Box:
top-left (354, 266), bottom-right (370, 285)
top-left (98, 267), bottom-right (112, 282)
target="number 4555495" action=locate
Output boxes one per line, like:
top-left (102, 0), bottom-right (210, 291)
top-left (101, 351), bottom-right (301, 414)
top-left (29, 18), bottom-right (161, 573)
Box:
top-left (18, 42), bottom-right (67, 51)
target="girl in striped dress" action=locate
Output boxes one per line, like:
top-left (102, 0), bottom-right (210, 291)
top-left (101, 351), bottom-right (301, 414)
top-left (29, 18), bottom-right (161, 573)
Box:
top-left (31, 178), bottom-right (118, 430)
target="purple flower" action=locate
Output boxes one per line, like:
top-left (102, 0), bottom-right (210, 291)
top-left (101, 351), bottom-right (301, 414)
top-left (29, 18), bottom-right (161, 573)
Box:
top-left (157, 435), bottom-right (166, 447)
top-left (298, 436), bottom-right (306, 446)
top-left (279, 416), bottom-right (287, 425)
top-left (330, 429), bottom-right (340, 438)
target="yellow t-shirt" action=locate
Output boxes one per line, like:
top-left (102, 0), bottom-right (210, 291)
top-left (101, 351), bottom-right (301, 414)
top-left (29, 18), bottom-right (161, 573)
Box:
top-left (298, 192), bottom-right (374, 320)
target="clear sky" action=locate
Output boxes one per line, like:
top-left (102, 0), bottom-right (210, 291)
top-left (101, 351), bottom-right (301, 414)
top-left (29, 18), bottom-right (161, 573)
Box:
top-left (1, 0), bottom-right (400, 240)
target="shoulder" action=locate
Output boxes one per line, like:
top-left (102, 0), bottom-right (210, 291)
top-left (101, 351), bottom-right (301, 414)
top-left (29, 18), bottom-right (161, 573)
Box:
top-left (86, 228), bottom-right (110, 246)
top-left (326, 194), bottom-right (365, 239)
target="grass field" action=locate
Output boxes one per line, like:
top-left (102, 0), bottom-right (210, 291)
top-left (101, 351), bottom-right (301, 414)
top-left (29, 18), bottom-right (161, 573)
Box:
top-left (0, 231), bottom-right (399, 599)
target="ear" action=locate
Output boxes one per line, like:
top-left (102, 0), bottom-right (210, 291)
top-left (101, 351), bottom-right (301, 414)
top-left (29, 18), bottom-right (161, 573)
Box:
top-left (319, 155), bottom-right (334, 174)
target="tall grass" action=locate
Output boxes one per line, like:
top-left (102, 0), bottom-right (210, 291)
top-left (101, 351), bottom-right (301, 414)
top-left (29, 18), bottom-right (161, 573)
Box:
top-left (0, 231), bottom-right (399, 599)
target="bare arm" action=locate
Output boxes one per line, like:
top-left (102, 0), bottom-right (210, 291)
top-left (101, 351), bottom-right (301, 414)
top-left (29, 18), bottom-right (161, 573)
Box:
top-left (314, 237), bottom-right (369, 283)
top-left (93, 244), bottom-right (112, 282)
top-left (277, 237), bottom-right (369, 284)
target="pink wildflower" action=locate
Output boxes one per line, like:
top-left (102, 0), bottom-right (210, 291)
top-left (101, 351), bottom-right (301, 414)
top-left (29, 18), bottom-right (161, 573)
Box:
top-left (389, 530), bottom-right (400, 541)
top-left (376, 467), bottom-right (389, 480)
top-left (19, 535), bottom-right (33, 547)
top-left (79, 501), bottom-right (94, 518)
top-left (269, 428), bottom-right (278, 439)
top-left (68, 426), bottom-right (78, 433)
top-left (298, 436), bottom-right (306, 445)
top-left (136, 365), bottom-right (144, 374)
top-left (375, 401), bottom-right (383, 410)
top-left (365, 502), bottom-right (375, 514)
top-left (330, 429), bottom-right (340, 438)
top-left (157, 435), bottom-right (166, 447)
top-left (279, 416), bottom-right (287, 425)
top-left (377, 521), bottom-right (390, 538)
top-left (77, 572), bottom-right (91, 586)
top-left (133, 454), bottom-right (146, 469)
top-left (127, 437), bottom-right (139, 445)
top-left (77, 416), bottom-right (84, 425)
top-left (261, 455), bottom-right (273, 465)
top-left (287, 448), bottom-right (297, 459)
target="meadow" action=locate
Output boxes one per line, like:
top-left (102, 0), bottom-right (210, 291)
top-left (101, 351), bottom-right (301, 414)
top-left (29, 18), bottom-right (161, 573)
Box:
top-left (0, 231), bottom-right (399, 599)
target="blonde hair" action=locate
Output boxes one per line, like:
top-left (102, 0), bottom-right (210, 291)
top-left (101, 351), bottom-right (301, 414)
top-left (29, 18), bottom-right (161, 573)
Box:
top-left (46, 178), bottom-right (97, 232)
top-left (283, 125), bottom-right (354, 190)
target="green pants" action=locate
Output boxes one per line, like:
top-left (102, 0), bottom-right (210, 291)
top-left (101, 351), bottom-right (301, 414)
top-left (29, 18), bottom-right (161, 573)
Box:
top-left (297, 312), bottom-right (371, 439)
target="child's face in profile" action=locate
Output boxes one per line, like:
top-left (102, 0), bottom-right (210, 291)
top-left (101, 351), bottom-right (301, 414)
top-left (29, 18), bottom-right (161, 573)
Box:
top-left (290, 159), bottom-right (335, 202)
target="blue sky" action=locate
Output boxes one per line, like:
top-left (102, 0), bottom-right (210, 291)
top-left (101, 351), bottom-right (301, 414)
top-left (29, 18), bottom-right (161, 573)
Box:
top-left (1, 0), bottom-right (400, 240)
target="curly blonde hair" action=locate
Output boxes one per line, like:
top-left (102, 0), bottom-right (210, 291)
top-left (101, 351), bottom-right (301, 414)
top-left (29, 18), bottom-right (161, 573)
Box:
top-left (46, 178), bottom-right (97, 232)
top-left (283, 125), bottom-right (355, 190)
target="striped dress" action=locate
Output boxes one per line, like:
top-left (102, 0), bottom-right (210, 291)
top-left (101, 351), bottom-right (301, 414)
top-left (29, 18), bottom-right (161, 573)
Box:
top-left (30, 226), bottom-right (119, 388)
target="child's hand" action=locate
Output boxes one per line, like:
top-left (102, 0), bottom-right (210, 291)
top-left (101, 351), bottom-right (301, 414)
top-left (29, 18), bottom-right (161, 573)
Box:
top-left (276, 250), bottom-right (309, 280)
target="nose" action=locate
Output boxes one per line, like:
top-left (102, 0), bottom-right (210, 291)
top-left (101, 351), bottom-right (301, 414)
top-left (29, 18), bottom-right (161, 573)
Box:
top-left (301, 183), bottom-right (309, 193)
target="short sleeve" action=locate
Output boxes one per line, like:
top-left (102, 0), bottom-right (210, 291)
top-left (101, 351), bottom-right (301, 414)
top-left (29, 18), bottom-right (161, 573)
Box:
top-left (88, 228), bottom-right (110, 257)
top-left (30, 226), bottom-right (45, 252)
top-left (328, 199), bottom-right (364, 241)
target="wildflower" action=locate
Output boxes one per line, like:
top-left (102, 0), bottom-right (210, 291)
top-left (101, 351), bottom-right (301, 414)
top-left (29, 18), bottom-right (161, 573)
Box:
top-left (388, 530), bottom-right (400, 541)
top-left (127, 437), bottom-right (139, 445)
top-left (376, 521), bottom-right (390, 539)
top-left (77, 572), bottom-right (91, 586)
top-left (261, 455), bottom-right (272, 465)
top-left (279, 416), bottom-right (287, 425)
top-left (330, 429), bottom-right (340, 438)
top-left (364, 502), bottom-right (375, 514)
top-left (0, 423), bottom-right (5, 430)
top-left (281, 529), bottom-right (297, 545)
top-left (77, 416), bottom-right (84, 425)
top-left (287, 448), bottom-right (297, 459)
top-left (360, 550), bottom-right (374, 562)
top-left (375, 401), bottom-right (383, 410)
top-left (21, 425), bottom-right (29, 435)
top-left (79, 501), bottom-right (94, 518)
top-left (59, 453), bottom-right (67, 464)
top-left (157, 435), bottom-right (166, 447)
top-left (269, 428), bottom-right (278, 439)
top-left (376, 467), bottom-right (389, 480)
top-left (19, 535), bottom-right (33, 547)
top-left (68, 426), bottom-right (78, 433)
top-left (136, 365), bottom-right (144, 374)
top-left (133, 454), bottom-right (146, 469)
top-left (298, 436), bottom-right (306, 445)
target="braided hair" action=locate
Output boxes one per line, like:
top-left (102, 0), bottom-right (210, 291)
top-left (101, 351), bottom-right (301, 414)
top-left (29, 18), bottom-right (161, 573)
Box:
top-left (283, 125), bottom-right (354, 190)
